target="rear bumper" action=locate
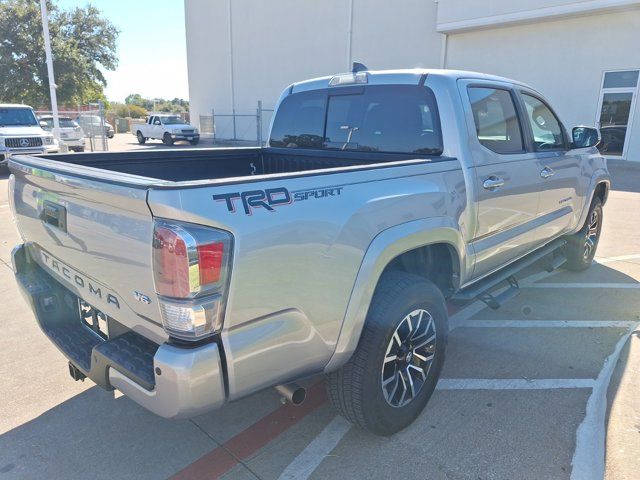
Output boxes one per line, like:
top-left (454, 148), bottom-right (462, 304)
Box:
top-left (12, 243), bottom-right (226, 419)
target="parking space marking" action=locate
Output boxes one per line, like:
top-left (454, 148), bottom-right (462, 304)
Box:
top-left (457, 320), bottom-right (638, 329)
top-left (570, 323), bottom-right (639, 480)
top-left (437, 378), bottom-right (596, 390)
top-left (170, 382), bottom-right (327, 480)
top-left (277, 416), bottom-right (352, 480)
top-left (527, 283), bottom-right (640, 289)
top-left (448, 268), bottom-right (558, 330)
top-left (595, 253), bottom-right (640, 264)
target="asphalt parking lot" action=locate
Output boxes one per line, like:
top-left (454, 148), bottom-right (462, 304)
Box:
top-left (105, 132), bottom-right (253, 152)
top-left (0, 159), bottom-right (639, 480)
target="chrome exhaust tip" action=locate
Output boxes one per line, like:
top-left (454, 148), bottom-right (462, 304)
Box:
top-left (275, 383), bottom-right (306, 406)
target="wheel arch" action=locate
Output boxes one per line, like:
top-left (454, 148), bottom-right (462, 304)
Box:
top-left (324, 217), bottom-right (467, 373)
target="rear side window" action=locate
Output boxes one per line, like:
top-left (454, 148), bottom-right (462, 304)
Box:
top-left (269, 91), bottom-right (326, 149)
top-left (269, 85), bottom-right (443, 155)
top-left (521, 93), bottom-right (565, 151)
top-left (468, 87), bottom-right (524, 154)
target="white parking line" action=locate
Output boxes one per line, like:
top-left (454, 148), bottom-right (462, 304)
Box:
top-left (595, 253), bottom-right (640, 264)
top-left (457, 320), bottom-right (637, 329)
top-left (277, 416), bottom-right (352, 480)
top-left (437, 378), bottom-right (596, 390)
top-left (570, 323), bottom-right (639, 480)
top-left (527, 282), bottom-right (640, 289)
top-left (449, 268), bottom-right (558, 330)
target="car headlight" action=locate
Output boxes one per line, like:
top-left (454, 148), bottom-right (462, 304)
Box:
top-left (43, 136), bottom-right (54, 145)
top-left (194, 128), bottom-right (199, 134)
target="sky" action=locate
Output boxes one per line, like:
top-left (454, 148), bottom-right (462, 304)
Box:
top-left (55, 0), bottom-right (189, 102)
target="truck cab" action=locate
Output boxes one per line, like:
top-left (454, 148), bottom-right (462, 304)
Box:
top-left (0, 104), bottom-right (57, 167)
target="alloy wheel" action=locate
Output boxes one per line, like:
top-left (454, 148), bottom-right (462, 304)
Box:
top-left (583, 209), bottom-right (599, 260)
top-left (381, 308), bottom-right (437, 408)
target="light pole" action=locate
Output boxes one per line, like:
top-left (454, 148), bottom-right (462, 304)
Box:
top-left (40, 0), bottom-right (61, 144)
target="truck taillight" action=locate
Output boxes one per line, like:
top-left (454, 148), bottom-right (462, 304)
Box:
top-left (152, 219), bottom-right (233, 341)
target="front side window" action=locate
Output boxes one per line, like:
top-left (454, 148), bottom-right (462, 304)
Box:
top-left (468, 87), bottom-right (523, 154)
top-left (521, 93), bottom-right (565, 151)
top-left (269, 85), bottom-right (442, 155)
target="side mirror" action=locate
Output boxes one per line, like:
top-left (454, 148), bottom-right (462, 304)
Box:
top-left (572, 126), bottom-right (600, 149)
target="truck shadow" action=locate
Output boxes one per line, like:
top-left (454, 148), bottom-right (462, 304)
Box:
top-left (1, 262), bottom-right (639, 480)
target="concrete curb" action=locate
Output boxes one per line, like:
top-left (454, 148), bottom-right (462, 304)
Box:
top-left (605, 327), bottom-right (640, 480)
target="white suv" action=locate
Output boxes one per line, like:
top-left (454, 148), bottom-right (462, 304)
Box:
top-left (39, 115), bottom-right (86, 152)
top-left (0, 104), bottom-right (57, 166)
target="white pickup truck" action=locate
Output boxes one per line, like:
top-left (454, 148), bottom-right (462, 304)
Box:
top-left (133, 114), bottom-right (200, 146)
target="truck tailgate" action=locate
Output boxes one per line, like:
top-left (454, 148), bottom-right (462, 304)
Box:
top-left (9, 159), bottom-right (165, 343)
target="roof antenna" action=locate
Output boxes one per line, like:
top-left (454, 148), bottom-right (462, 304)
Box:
top-left (352, 62), bottom-right (368, 73)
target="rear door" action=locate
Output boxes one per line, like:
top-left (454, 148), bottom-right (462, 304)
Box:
top-left (459, 80), bottom-right (543, 279)
top-left (10, 157), bottom-right (166, 342)
top-left (516, 89), bottom-right (583, 241)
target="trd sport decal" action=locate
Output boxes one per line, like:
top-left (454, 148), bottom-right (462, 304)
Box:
top-left (213, 186), bottom-right (343, 215)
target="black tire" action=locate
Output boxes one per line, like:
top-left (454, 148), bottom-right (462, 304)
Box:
top-left (136, 131), bottom-right (146, 144)
top-left (326, 271), bottom-right (448, 436)
top-left (76, 147), bottom-right (85, 152)
top-left (189, 139), bottom-right (199, 146)
top-left (163, 133), bottom-right (174, 146)
top-left (563, 197), bottom-right (603, 271)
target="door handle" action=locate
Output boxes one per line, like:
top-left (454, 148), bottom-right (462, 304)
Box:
top-left (540, 167), bottom-right (555, 179)
top-left (483, 176), bottom-right (505, 190)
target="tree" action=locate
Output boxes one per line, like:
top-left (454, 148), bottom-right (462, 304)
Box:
top-left (0, 0), bottom-right (118, 107)
top-left (125, 93), bottom-right (188, 113)
top-left (108, 102), bottom-right (147, 119)
top-left (124, 93), bottom-right (153, 111)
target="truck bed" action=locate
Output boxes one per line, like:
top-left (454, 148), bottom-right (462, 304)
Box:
top-left (37, 147), bottom-right (442, 182)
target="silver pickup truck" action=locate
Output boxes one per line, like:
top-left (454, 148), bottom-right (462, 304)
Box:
top-left (9, 68), bottom-right (608, 435)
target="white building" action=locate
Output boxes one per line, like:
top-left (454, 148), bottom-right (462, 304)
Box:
top-left (185, 0), bottom-right (640, 160)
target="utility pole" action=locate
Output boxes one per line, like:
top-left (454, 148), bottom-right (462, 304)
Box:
top-left (40, 0), bottom-right (60, 143)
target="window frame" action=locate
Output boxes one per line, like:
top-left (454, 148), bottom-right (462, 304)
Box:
top-left (466, 84), bottom-right (527, 156)
top-left (516, 90), bottom-right (569, 152)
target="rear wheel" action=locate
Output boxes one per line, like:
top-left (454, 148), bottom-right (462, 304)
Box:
top-left (189, 139), bottom-right (199, 146)
top-left (163, 133), bottom-right (174, 146)
top-left (326, 272), bottom-right (448, 436)
top-left (563, 197), bottom-right (603, 271)
top-left (136, 131), bottom-right (146, 144)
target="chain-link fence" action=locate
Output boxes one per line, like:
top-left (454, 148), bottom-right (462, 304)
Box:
top-left (36, 101), bottom-right (108, 152)
top-left (199, 101), bottom-right (274, 146)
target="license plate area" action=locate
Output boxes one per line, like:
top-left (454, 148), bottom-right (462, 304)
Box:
top-left (78, 299), bottom-right (109, 340)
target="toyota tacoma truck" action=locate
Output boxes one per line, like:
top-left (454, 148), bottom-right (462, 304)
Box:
top-left (132, 114), bottom-right (200, 146)
top-left (8, 67), bottom-right (609, 435)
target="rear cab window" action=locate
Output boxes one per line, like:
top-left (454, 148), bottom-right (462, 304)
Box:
top-left (269, 85), bottom-right (443, 156)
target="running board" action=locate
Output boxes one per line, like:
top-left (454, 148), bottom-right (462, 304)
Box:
top-left (452, 238), bottom-right (567, 309)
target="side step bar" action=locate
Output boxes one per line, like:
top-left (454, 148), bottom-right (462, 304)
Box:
top-left (452, 238), bottom-right (567, 309)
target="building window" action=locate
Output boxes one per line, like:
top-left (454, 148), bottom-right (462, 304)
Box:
top-left (597, 69), bottom-right (639, 158)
